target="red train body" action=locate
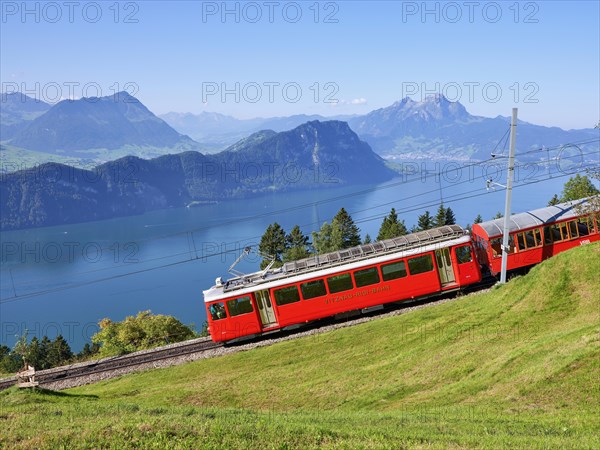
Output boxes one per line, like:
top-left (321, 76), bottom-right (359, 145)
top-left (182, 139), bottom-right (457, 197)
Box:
top-left (472, 198), bottom-right (599, 276)
top-left (204, 198), bottom-right (598, 343)
top-left (204, 225), bottom-right (481, 343)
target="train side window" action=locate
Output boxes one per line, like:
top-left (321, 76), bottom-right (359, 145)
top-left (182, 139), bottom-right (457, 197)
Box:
top-left (300, 279), bottom-right (327, 300)
top-left (354, 267), bottom-right (380, 287)
top-left (455, 246), bottom-right (472, 264)
top-left (273, 286), bottom-right (301, 306)
top-left (491, 238), bottom-right (502, 257)
top-left (227, 296), bottom-right (254, 317)
top-left (533, 228), bottom-right (542, 246)
top-left (516, 232), bottom-right (526, 251)
top-left (577, 217), bottom-right (591, 236)
top-left (559, 222), bottom-right (569, 240)
top-left (568, 220), bottom-right (579, 239)
top-left (408, 254), bottom-right (434, 275)
top-left (327, 273), bottom-right (354, 294)
top-left (381, 261), bottom-right (407, 281)
top-left (208, 302), bottom-right (227, 321)
top-left (544, 226), bottom-right (552, 244)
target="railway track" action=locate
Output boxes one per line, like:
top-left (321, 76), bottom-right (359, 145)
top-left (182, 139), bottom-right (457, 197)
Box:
top-left (0, 276), bottom-right (498, 392)
top-left (0, 337), bottom-right (221, 391)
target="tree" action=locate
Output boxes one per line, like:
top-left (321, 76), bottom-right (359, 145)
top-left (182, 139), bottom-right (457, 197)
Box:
top-left (363, 234), bottom-right (372, 244)
top-left (493, 211), bottom-right (503, 219)
top-left (283, 225), bottom-right (311, 262)
top-left (0, 345), bottom-right (21, 374)
top-left (473, 214), bottom-right (483, 224)
top-left (331, 208), bottom-right (361, 249)
top-left (445, 207), bottom-right (456, 225)
top-left (47, 335), bottom-right (73, 368)
top-left (312, 222), bottom-right (334, 254)
top-left (558, 174), bottom-right (599, 202)
top-left (377, 208), bottom-right (408, 240)
top-left (92, 311), bottom-right (196, 357)
top-left (258, 222), bottom-right (287, 269)
top-left (417, 211), bottom-right (433, 231)
top-left (547, 194), bottom-right (560, 206)
top-left (434, 204), bottom-right (447, 228)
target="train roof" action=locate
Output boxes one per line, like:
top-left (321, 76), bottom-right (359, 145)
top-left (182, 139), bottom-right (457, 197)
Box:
top-left (474, 197), bottom-right (597, 238)
top-left (204, 224), bottom-right (470, 302)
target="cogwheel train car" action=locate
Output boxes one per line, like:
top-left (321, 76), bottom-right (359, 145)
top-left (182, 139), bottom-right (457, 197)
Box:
top-left (472, 198), bottom-right (599, 276)
top-left (204, 225), bottom-right (482, 343)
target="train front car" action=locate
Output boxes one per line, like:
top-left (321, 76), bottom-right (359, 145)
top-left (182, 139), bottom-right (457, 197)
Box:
top-left (204, 225), bottom-right (482, 343)
top-left (471, 197), bottom-right (599, 277)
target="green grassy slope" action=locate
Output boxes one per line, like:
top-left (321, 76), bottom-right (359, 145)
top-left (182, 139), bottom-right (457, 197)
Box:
top-left (2, 243), bottom-right (599, 449)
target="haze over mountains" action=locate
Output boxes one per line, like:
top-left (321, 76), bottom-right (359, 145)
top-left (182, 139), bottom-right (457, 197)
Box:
top-left (1, 120), bottom-right (394, 230)
top-left (2, 91), bottom-right (597, 166)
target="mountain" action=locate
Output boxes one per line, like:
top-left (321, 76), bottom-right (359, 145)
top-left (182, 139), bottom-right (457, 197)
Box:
top-left (8, 92), bottom-right (201, 158)
top-left (159, 112), bottom-right (355, 150)
top-left (0, 92), bottom-right (51, 140)
top-left (1, 120), bottom-right (395, 230)
top-left (347, 95), bottom-right (598, 161)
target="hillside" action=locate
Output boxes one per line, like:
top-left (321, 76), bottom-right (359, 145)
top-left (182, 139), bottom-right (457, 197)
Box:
top-left (2, 244), bottom-right (598, 448)
top-left (1, 121), bottom-right (395, 230)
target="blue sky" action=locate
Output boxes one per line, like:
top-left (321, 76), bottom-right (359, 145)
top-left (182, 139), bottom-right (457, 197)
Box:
top-left (1, 1), bottom-right (598, 129)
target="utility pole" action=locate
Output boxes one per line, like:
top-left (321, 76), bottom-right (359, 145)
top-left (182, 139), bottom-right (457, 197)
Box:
top-left (500, 108), bottom-right (518, 283)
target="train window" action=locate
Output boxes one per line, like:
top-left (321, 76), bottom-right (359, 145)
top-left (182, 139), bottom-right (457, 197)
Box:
top-left (516, 233), bottom-right (526, 251)
top-left (208, 302), bottom-right (227, 321)
top-left (354, 267), bottom-right (380, 287)
top-left (301, 279), bottom-right (327, 300)
top-left (491, 238), bottom-right (502, 257)
top-left (408, 254), bottom-right (434, 275)
top-left (327, 273), bottom-right (353, 293)
top-left (568, 221), bottom-right (579, 239)
top-left (381, 261), bottom-right (407, 281)
top-left (578, 217), bottom-right (592, 236)
top-left (455, 246), bottom-right (472, 264)
top-left (559, 222), bottom-right (569, 240)
top-left (227, 296), bottom-right (253, 317)
top-left (533, 228), bottom-right (542, 246)
top-left (274, 286), bottom-right (301, 306)
top-left (545, 224), bottom-right (563, 243)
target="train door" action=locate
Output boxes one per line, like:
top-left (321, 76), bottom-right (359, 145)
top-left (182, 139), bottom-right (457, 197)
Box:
top-left (435, 248), bottom-right (456, 286)
top-left (255, 290), bottom-right (278, 328)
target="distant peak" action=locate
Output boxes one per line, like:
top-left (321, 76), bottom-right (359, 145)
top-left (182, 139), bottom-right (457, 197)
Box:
top-left (424, 93), bottom-right (449, 103)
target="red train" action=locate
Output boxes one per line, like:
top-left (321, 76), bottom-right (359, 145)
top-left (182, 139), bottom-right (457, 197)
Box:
top-left (204, 198), bottom-right (599, 343)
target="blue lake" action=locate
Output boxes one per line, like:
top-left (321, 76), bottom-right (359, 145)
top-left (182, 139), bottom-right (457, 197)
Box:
top-left (0, 164), bottom-right (584, 350)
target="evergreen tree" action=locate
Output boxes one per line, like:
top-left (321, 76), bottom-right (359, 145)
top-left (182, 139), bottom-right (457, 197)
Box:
top-left (331, 208), bottom-right (361, 249)
top-left (39, 336), bottom-right (52, 370)
top-left (445, 207), bottom-right (456, 225)
top-left (312, 222), bottom-right (334, 254)
top-left (363, 234), bottom-right (372, 244)
top-left (493, 211), bottom-right (503, 219)
top-left (473, 214), bottom-right (483, 224)
top-left (283, 225), bottom-right (311, 262)
top-left (434, 204), bottom-right (447, 228)
top-left (0, 345), bottom-right (21, 373)
top-left (547, 194), bottom-right (560, 206)
top-left (48, 335), bottom-right (73, 367)
top-left (258, 222), bottom-right (287, 269)
top-left (25, 337), bottom-right (42, 369)
top-left (417, 211), bottom-right (433, 231)
top-left (377, 208), bottom-right (408, 240)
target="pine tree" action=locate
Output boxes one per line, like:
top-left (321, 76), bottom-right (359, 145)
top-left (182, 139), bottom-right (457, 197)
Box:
top-left (445, 207), bottom-right (456, 225)
top-left (473, 214), bottom-right (483, 224)
top-left (283, 225), bottom-right (311, 262)
top-left (331, 208), bottom-right (361, 249)
top-left (312, 222), bottom-right (334, 254)
top-left (363, 234), bottom-right (372, 244)
top-left (493, 211), bottom-right (503, 219)
top-left (377, 208), bottom-right (408, 241)
top-left (434, 204), bottom-right (447, 228)
top-left (417, 211), bottom-right (433, 231)
top-left (547, 194), bottom-right (560, 206)
top-left (48, 335), bottom-right (73, 367)
top-left (258, 222), bottom-right (287, 269)
top-left (39, 336), bottom-right (52, 370)
top-left (25, 337), bottom-right (42, 369)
